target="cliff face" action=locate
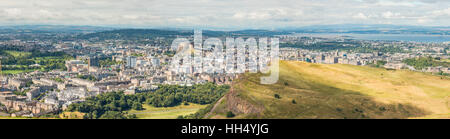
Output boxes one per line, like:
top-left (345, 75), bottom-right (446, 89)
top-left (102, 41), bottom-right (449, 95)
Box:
top-left (224, 87), bottom-right (264, 115)
top-left (205, 80), bottom-right (264, 119)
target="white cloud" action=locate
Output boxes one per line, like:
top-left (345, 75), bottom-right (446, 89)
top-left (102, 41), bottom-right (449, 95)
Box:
top-left (381, 11), bottom-right (402, 19)
top-left (375, 1), bottom-right (419, 7)
top-left (353, 13), bottom-right (368, 19)
top-left (431, 8), bottom-right (450, 16)
top-left (0, 0), bottom-right (448, 28)
top-left (2, 8), bottom-right (22, 18)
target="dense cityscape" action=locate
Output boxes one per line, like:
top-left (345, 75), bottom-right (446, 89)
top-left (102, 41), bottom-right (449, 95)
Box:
top-left (0, 28), bottom-right (448, 118)
top-left (1, 0), bottom-right (450, 137)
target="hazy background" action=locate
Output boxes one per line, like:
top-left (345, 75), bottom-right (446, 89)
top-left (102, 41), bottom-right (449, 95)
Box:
top-left (0, 0), bottom-right (449, 29)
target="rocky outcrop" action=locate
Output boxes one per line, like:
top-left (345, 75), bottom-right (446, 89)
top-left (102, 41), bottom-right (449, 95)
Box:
top-left (225, 88), bottom-right (264, 115)
top-left (207, 83), bottom-right (264, 118)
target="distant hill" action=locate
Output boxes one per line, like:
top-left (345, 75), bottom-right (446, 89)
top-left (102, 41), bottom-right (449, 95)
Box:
top-left (282, 24), bottom-right (450, 35)
top-left (207, 61), bottom-right (450, 119)
top-left (78, 29), bottom-right (289, 40)
top-left (75, 24), bottom-right (450, 41)
top-left (77, 29), bottom-right (191, 40)
top-left (1, 24), bottom-right (449, 35)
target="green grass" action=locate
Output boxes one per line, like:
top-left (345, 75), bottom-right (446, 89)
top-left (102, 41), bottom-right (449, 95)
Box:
top-left (440, 59), bottom-right (450, 63)
top-left (211, 61), bottom-right (450, 119)
top-left (4, 50), bottom-right (31, 58)
top-left (126, 103), bottom-right (207, 119)
top-left (1, 69), bottom-right (39, 74)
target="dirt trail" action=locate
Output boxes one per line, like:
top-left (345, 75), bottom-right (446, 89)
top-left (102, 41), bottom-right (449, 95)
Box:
top-left (203, 87), bottom-right (231, 118)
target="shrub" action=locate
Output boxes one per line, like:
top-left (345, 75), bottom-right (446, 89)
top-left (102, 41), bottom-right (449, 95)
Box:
top-left (226, 111), bottom-right (235, 118)
top-left (274, 94), bottom-right (281, 99)
top-left (176, 115), bottom-right (184, 119)
top-left (127, 114), bottom-right (137, 119)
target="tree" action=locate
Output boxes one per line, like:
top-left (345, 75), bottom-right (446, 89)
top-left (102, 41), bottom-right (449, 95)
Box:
top-left (127, 114), bottom-right (137, 119)
top-left (176, 115), bottom-right (184, 119)
top-left (132, 101), bottom-right (143, 110)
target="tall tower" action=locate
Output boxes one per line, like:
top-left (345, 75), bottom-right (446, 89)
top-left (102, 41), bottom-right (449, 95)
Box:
top-left (88, 57), bottom-right (91, 72)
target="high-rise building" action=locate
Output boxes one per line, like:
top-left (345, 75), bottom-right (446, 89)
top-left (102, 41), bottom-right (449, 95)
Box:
top-left (126, 56), bottom-right (137, 68)
top-left (151, 58), bottom-right (160, 66)
top-left (88, 57), bottom-right (100, 67)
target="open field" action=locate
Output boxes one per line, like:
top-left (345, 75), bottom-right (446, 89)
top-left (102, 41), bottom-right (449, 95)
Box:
top-left (440, 58), bottom-right (450, 63)
top-left (209, 60), bottom-right (450, 119)
top-left (127, 103), bottom-right (207, 119)
top-left (60, 112), bottom-right (85, 119)
top-left (1, 69), bottom-right (39, 74)
top-left (3, 50), bottom-right (31, 58)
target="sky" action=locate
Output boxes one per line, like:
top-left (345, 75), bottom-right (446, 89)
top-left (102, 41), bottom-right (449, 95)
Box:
top-left (0, 0), bottom-right (449, 29)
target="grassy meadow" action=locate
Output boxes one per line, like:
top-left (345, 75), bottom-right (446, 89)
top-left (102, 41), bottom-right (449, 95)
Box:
top-left (126, 103), bottom-right (207, 119)
top-left (4, 50), bottom-right (31, 58)
top-left (211, 60), bottom-right (450, 119)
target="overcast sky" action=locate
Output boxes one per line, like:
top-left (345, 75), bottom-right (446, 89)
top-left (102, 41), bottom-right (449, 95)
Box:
top-left (0, 0), bottom-right (449, 29)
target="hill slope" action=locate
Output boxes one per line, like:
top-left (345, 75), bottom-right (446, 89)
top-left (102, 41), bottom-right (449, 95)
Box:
top-left (208, 61), bottom-right (450, 119)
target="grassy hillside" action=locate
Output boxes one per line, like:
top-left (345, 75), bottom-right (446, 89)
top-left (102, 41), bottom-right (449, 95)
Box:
top-left (126, 103), bottom-right (207, 119)
top-left (208, 61), bottom-right (450, 119)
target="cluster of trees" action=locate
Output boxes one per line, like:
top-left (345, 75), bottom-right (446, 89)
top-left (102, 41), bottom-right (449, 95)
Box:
top-left (0, 48), bottom-right (72, 74)
top-left (65, 91), bottom-right (142, 119)
top-left (1, 65), bottom-right (40, 71)
top-left (13, 89), bottom-right (29, 96)
top-left (143, 83), bottom-right (229, 107)
top-left (163, 51), bottom-right (176, 57)
top-left (403, 56), bottom-right (450, 70)
top-left (99, 58), bottom-right (121, 67)
top-left (29, 50), bottom-right (69, 57)
top-left (131, 53), bottom-right (144, 57)
top-left (52, 77), bottom-right (64, 83)
top-left (76, 75), bottom-right (99, 82)
top-left (368, 60), bottom-right (387, 68)
top-left (66, 83), bottom-right (229, 119)
top-left (436, 71), bottom-right (450, 76)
